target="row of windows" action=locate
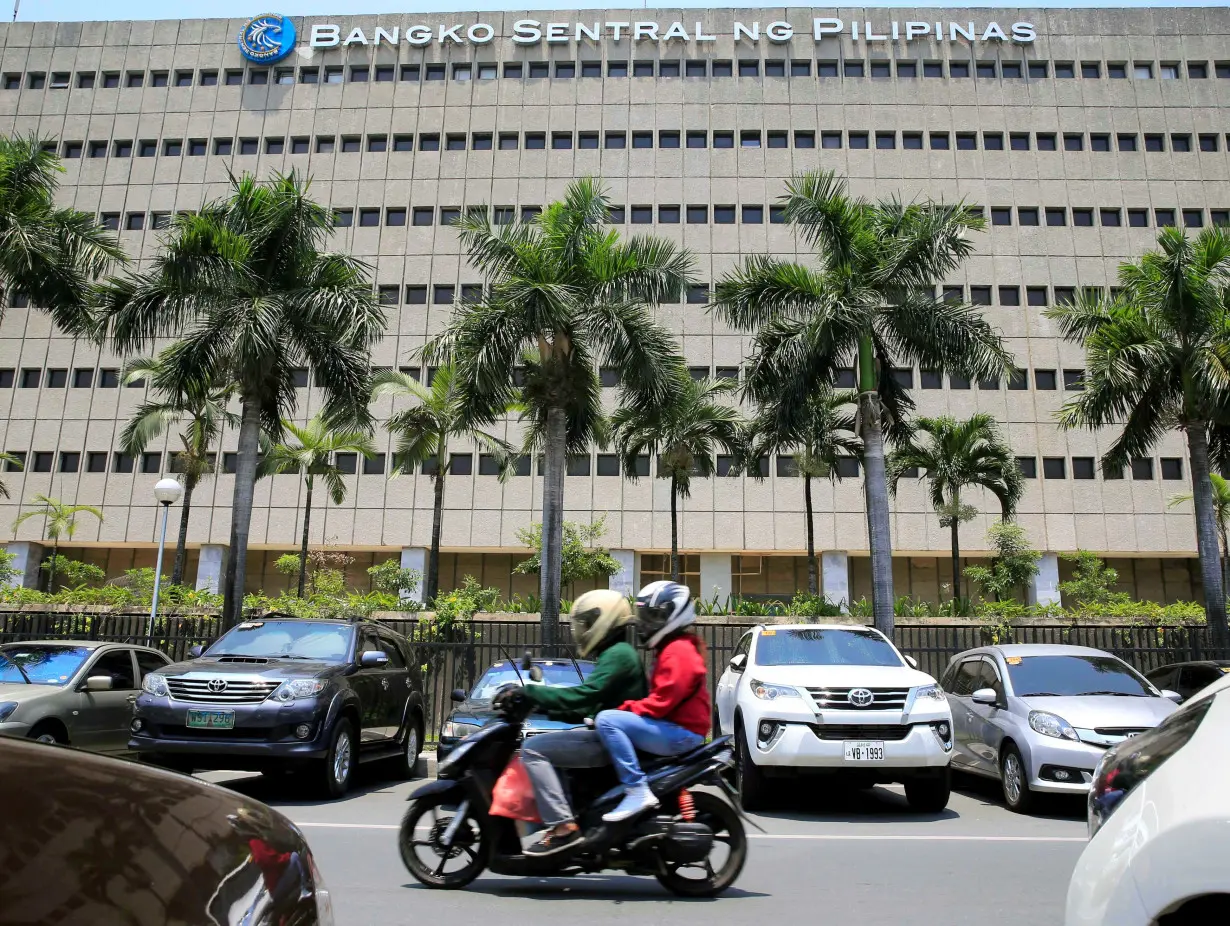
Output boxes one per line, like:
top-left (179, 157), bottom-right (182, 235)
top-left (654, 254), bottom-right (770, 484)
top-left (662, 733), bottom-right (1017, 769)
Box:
top-left (10, 58), bottom-right (1230, 91)
top-left (57, 129), bottom-right (1230, 159)
top-left (0, 447), bottom-right (1187, 483)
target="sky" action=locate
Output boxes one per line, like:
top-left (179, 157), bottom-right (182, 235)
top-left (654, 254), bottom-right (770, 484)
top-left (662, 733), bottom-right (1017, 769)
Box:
top-left (10, 0), bottom-right (1219, 26)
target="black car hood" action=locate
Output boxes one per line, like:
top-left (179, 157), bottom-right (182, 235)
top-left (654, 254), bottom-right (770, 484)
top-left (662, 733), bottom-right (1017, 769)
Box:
top-left (160, 657), bottom-right (344, 680)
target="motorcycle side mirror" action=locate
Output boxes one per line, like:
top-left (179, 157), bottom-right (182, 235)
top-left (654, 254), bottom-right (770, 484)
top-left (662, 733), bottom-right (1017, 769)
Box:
top-left (521, 650), bottom-right (534, 672)
top-left (450, 688), bottom-right (467, 703)
top-left (528, 664), bottom-right (544, 683)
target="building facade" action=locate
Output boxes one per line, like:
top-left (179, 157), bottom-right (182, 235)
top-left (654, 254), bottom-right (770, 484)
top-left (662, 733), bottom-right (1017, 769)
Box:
top-left (0, 6), bottom-right (1224, 605)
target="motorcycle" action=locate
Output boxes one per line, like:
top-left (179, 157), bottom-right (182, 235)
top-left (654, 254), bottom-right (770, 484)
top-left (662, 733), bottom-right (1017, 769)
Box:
top-left (399, 682), bottom-right (749, 896)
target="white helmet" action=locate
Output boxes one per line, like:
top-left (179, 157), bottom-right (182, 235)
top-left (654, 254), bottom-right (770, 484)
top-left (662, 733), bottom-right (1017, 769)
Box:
top-left (634, 580), bottom-right (696, 648)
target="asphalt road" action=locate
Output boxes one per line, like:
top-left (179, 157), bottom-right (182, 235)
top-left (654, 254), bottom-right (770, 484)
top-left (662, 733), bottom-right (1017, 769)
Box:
top-left (208, 761), bottom-right (1089, 926)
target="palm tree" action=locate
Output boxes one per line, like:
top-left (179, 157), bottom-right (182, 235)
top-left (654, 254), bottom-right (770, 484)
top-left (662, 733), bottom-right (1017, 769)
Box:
top-left (0, 451), bottom-right (22, 501)
top-left (611, 372), bottom-right (743, 583)
top-left (92, 171), bottom-right (384, 627)
top-left (713, 170), bottom-right (1009, 635)
top-left (258, 414), bottom-right (375, 598)
top-left (426, 178), bottom-right (692, 644)
top-left (745, 387), bottom-right (861, 597)
top-left (1047, 226), bottom-right (1230, 648)
top-left (887, 414), bottom-right (1024, 604)
top-left (1169, 474), bottom-right (1230, 607)
top-left (0, 135), bottom-right (124, 334)
top-left (371, 364), bottom-right (517, 603)
top-left (119, 356), bottom-right (238, 586)
top-left (13, 494), bottom-right (103, 591)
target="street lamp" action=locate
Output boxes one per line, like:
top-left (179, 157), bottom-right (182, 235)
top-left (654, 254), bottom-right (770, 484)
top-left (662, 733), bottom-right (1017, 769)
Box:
top-left (147, 478), bottom-right (184, 643)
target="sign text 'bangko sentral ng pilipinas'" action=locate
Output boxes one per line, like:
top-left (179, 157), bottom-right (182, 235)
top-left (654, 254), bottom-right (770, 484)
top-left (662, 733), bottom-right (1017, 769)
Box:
top-left (307, 18), bottom-right (1038, 49)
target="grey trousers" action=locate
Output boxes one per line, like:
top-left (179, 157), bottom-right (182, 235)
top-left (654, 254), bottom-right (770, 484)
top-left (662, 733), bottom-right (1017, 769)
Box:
top-left (520, 729), bottom-right (610, 827)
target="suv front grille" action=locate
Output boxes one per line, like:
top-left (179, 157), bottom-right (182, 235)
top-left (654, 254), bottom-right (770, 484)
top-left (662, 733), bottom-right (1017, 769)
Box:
top-left (166, 678), bottom-right (280, 704)
top-left (805, 687), bottom-right (910, 710)
top-left (812, 724), bottom-right (912, 741)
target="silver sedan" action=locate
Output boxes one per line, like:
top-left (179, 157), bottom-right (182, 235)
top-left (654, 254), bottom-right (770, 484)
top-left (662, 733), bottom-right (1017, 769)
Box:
top-left (940, 644), bottom-right (1179, 813)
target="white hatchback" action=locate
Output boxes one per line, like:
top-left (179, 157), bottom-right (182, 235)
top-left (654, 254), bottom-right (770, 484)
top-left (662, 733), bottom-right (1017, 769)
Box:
top-left (714, 624), bottom-right (954, 811)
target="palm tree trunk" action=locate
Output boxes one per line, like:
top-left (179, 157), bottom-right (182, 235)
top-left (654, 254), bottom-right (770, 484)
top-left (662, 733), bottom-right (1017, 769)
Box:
top-left (222, 399), bottom-right (262, 629)
top-left (858, 334), bottom-right (895, 636)
top-left (1187, 425), bottom-right (1228, 650)
top-left (804, 474), bottom-right (818, 596)
top-left (950, 519), bottom-right (962, 604)
top-left (171, 474), bottom-right (195, 586)
top-left (426, 443), bottom-right (447, 603)
top-left (47, 540), bottom-right (58, 592)
top-left (297, 476), bottom-right (314, 597)
top-left (540, 405), bottom-right (568, 651)
top-left (670, 473), bottom-right (680, 583)
top-left (1221, 525), bottom-right (1229, 615)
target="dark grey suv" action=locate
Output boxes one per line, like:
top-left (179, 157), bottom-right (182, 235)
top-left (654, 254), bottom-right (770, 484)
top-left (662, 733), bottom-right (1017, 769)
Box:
top-left (130, 616), bottom-right (424, 798)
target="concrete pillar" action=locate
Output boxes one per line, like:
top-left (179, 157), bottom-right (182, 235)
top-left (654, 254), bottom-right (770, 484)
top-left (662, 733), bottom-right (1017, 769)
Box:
top-left (5, 541), bottom-right (44, 589)
top-left (608, 549), bottom-right (638, 597)
top-left (195, 544), bottom-right (227, 595)
top-left (1028, 552), bottom-right (1062, 608)
top-left (699, 553), bottom-right (733, 607)
top-left (822, 551), bottom-right (851, 612)
top-left (400, 547), bottom-right (427, 604)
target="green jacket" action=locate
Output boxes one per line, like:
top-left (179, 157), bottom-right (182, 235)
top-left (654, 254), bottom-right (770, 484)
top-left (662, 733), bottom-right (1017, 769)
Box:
top-left (522, 641), bottom-right (646, 722)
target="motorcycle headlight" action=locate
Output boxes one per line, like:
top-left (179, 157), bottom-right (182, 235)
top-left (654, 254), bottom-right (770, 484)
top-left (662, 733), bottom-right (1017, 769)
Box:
top-left (141, 673), bottom-right (169, 697)
top-left (273, 679), bottom-right (326, 702)
top-left (914, 684), bottom-right (946, 702)
top-left (441, 721), bottom-right (481, 739)
top-left (1028, 710), bottom-right (1079, 741)
top-left (0, 701), bottom-right (18, 722)
top-left (1088, 698), bottom-right (1212, 837)
top-left (749, 679), bottom-right (800, 701)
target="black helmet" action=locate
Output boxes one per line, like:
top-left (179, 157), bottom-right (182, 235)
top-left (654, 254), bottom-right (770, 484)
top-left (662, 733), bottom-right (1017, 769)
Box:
top-left (634, 581), bottom-right (696, 647)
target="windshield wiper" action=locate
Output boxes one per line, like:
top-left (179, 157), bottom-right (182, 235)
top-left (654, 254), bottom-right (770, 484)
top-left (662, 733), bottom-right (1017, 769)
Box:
top-left (0, 654), bottom-right (31, 684)
top-left (1083, 690), bottom-right (1145, 697)
top-left (1022, 691), bottom-right (1065, 697)
top-left (274, 654), bottom-right (316, 660)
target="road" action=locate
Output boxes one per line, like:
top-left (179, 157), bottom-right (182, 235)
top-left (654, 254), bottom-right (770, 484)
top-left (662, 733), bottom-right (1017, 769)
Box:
top-left (209, 761), bottom-right (1088, 926)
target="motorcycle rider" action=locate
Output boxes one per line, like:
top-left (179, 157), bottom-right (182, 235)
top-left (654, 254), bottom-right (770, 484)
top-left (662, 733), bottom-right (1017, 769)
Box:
top-left (515, 589), bottom-right (646, 855)
top-left (595, 580), bottom-right (711, 823)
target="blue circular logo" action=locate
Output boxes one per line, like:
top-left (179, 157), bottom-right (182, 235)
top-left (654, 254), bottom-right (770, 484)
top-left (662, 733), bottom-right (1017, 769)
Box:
top-left (238, 13), bottom-right (297, 63)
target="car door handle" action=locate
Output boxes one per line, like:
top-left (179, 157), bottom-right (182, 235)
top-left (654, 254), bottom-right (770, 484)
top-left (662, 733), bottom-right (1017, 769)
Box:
top-left (381, 678), bottom-right (389, 690)
top-left (127, 695), bottom-right (137, 703)
top-left (965, 712), bottom-right (974, 722)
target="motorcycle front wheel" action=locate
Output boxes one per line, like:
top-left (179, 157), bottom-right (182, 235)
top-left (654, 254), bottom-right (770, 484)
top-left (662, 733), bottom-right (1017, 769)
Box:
top-left (655, 791), bottom-right (748, 898)
top-left (399, 792), bottom-right (490, 889)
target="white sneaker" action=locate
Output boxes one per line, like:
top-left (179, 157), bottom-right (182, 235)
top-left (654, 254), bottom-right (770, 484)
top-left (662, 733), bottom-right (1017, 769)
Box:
top-left (602, 784), bottom-right (660, 823)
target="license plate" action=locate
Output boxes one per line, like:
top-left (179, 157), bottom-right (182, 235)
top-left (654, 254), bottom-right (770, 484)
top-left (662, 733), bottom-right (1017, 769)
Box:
top-left (843, 741), bottom-right (885, 762)
top-left (187, 709), bottom-right (235, 730)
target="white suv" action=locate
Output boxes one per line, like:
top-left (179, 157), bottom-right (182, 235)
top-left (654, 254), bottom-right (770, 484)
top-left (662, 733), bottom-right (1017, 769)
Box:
top-left (714, 624), bottom-right (954, 811)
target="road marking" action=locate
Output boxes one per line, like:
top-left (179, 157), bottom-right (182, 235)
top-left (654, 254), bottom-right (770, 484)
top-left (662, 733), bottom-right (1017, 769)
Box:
top-left (291, 821), bottom-right (1084, 843)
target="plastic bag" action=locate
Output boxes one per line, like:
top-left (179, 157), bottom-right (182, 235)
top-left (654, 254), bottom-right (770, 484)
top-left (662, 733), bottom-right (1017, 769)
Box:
top-left (489, 754), bottom-right (542, 823)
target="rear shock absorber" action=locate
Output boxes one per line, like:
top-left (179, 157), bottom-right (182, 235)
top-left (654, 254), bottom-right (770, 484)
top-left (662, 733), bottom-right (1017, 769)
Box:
top-left (677, 789), bottom-right (696, 821)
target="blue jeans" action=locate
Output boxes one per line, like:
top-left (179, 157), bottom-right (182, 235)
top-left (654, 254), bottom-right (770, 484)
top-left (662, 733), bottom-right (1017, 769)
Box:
top-left (595, 710), bottom-right (704, 788)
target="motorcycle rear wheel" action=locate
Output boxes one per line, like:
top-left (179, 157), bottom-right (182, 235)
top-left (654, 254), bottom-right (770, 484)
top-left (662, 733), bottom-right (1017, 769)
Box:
top-left (399, 793), bottom-right (489, 889)
top-left (655, 791), bottom-right (748, 898)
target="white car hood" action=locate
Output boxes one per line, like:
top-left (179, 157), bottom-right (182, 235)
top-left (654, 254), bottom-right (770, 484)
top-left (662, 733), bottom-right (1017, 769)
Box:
top-left (749, 664), bottom-right (937, 689)
top-left (1020, 695), bottom-right (1176, 729)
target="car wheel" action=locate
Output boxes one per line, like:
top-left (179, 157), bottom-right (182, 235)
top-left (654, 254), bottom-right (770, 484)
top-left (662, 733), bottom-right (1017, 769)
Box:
top-left (27, 722), bottom-right (66, 746)
top-left (735, 723), bottom-right (768, 812)
top-left (319, 718), bottom-right (356, 799)
top-left (1000, 744), bottom-right (1034, 814)
top-left (392, 716), bottom-right (423, 780)
top-left (904, 769), bottom-right (952, 813)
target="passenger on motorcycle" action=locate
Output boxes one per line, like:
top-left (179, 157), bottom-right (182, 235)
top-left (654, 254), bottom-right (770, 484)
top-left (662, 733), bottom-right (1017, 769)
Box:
top-left (516, 589), bottom-right (647, 855)
top-left (595, 581), bottom-right (711, 823)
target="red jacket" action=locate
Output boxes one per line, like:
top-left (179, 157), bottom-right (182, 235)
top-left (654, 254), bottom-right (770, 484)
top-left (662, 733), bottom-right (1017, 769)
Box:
top-left (618, 636), bottom-right (711, 736)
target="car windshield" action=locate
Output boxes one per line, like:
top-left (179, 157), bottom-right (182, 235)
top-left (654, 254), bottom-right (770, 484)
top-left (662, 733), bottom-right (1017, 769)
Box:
top-left (754, 628), bottom-right (902, 667)
top-left (206, 621), bottom-right (354, 663)
top-left (1006, 655), bottom-right (1154, 697)
top-left (0, 645), bottom-right (93, 686)
top-left (471, 662), bottom-right (592, 700)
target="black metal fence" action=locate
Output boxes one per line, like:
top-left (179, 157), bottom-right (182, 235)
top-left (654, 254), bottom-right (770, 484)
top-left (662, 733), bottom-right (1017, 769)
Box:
top-left (3, 612), bottom-right (1225, 743)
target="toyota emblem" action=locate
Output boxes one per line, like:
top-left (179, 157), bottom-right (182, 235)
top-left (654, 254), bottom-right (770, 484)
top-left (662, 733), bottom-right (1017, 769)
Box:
top-left (207, 679), bottom-right (228, 693)
top-left (849, 688), bottom-right (874, 707)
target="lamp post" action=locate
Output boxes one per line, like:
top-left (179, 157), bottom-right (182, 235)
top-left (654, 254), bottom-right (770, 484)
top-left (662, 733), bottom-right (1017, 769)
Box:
top-left (147, 478), bottom-right (184, 644)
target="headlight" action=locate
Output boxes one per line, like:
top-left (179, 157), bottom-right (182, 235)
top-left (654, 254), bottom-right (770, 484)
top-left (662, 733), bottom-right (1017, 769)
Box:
top-left (1088, 698), bottom-right (1212, 837)
top-left (441, 721), bottom-right (481, 739)
top-left (914, 684), bottom-right (946, 702)
top-left (142, 673), bottom-right (169, 697)
top-left (273, 679), bottom-right (326, 702)
top-left (749, 679), bottom-right (800, 701)
top-left (0, 701), bottom-right (18, 722)
top-left (1028, 710), bottom-right (1079, 741)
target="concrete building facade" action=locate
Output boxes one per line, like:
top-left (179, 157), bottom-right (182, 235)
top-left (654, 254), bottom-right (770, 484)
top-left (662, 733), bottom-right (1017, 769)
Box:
top-left (0, 7), bottom-right (1224, 606)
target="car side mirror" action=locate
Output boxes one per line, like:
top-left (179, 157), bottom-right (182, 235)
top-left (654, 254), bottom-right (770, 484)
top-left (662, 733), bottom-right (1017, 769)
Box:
top-left (84, 675), bottom-right (113, 692)
top-left (728, 653), bottom-right (747, 672)
top-left (971, 687), bottom-right (998, 706)
top-left (1162, 689), bottom-right (1183, 704)
top-left (360, 651), bottom-right (389, 668)
top-left (905, 655), bottom-right (918, 669)
top-left (451, 688), bottom-right (467, 703)
top-left (189, 645), bottom-right (204, 658)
